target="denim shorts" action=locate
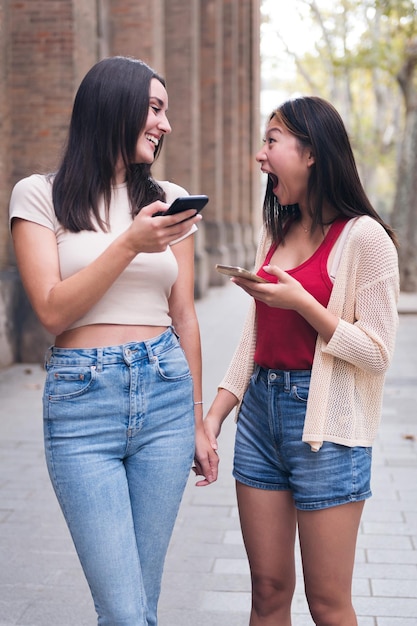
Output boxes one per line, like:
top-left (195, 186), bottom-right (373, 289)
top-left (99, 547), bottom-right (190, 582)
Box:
top-left (233, 367), bottom-right (372, 511)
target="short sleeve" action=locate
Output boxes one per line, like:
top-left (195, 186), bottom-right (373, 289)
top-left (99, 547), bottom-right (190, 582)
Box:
top-left (9, 174), bottom-right (57, 232)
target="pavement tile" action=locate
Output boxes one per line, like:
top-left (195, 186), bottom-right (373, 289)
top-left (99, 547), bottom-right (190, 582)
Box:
top-left (366, 549), bottom-right (417, 564)
top-left (371, 578), bottom-right (417, 598)
top-left (213, 558), bottom-right (250, 575)
top-left (1, 285), bottom-right (417, 625)
top-left (354, 595), bottom-right (417, 618)
top-left (353, 562), bottom-right (417, 580)
top-left (200, 590), bottom-right (251, 613)
top-left (376, 617), bottom-right (417, 626)
top-left (356, 534), bottom-right (413, 549)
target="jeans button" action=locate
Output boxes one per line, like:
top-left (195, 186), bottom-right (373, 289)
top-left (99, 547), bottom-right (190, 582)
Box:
top-left (269, 372), bottom-right (277, 381)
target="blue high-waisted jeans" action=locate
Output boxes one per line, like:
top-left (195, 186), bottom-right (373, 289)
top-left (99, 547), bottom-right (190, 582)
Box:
top-left (43, 328), bottom-right (195, 625)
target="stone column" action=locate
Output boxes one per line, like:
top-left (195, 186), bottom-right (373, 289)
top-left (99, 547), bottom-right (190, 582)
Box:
top-left (163, 0), bottom-right (210, 298)
top-left (240, 0), bottom-right (261, 267)
top-left (0, 1), bottom-right (16, 367)
top-left (199, 0), bottom-right (230, 286)
top-left (4, 0), bottom-right (100, 363)
top-left (221, 0), bottom-right (245, 271)
top-left (106, 0), bottom-right (167, 176)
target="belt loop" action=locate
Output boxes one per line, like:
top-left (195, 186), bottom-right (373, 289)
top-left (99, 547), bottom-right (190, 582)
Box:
top-left (96, 348), bottom-right (103, 372)
top-left (144, 340), bottom-right (155, 363)
top-left (170, 324), bottom-right (180, 340)
top-left (44, 345), bottom-right (53, 368)
top-left (284, 371), bottom-right (291, 392)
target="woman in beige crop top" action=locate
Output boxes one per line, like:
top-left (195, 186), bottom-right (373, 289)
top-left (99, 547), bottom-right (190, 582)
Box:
top-left (9, 56), bottom-right (217, 625)
top-left (202, 97), bottom-right (399, 625)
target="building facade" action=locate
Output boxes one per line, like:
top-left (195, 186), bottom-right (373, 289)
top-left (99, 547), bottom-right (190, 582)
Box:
top-left (0, 0), bottom-right (261, 364)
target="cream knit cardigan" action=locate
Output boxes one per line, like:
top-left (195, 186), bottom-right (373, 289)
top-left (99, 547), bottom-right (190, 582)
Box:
top-left (219, 215), bottom-right (400, 450)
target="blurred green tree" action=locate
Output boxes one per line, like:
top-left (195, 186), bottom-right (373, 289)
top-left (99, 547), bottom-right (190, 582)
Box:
top-left (261, 0), bottom-right (417, 290)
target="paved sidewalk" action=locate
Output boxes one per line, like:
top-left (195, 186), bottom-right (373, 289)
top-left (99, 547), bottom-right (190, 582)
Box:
top-left (0, 284), bottom-right (416, 625)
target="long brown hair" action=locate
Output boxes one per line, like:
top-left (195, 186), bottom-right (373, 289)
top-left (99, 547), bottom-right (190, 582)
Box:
top-left (52, 56), bottom-right (166, 232)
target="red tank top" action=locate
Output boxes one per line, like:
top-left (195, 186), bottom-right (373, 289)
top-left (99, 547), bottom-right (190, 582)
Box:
top-left (255, 218), bottom-right (349, 370)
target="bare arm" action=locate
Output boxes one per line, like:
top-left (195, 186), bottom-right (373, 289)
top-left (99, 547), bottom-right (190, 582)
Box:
top-left (203, 387), bottom-right (239, 449)
top-left (169, 235), bottom-right (219, 486)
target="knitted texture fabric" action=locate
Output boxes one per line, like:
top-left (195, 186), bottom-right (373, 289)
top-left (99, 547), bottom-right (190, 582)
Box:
top-left (219, 216), bottom-right (400, 450)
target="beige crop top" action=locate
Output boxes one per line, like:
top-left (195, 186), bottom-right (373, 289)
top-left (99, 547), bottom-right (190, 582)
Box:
top-left (9, 174), bottom-right (197, 329)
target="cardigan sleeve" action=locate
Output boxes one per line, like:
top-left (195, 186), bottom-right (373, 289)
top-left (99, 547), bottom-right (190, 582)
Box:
top-left (304, 217), bottom-right (400, 450)
top-left (322, 218), bottom-right (399, 375)
top-left (218, 226), bottom-right (269, 399)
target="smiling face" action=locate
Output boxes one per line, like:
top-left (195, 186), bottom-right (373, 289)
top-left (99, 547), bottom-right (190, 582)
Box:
top-left (256, 116), bottom-right (314, 209)
top-left (134, 78), bottom-right (172, 164)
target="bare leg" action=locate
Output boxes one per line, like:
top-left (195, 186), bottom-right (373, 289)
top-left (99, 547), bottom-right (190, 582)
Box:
top-left (236, 482), bottom-right (297, 626)
top-left (298, 501), bottom-right (364, 626)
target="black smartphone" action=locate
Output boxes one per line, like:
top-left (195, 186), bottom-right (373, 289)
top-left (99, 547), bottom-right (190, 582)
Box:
top-left (153, 195), bottom-right (209, 217)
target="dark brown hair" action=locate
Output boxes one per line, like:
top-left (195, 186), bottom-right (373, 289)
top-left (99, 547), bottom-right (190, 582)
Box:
top-left (263, 96), bottom-right (398, 247)
top-left (52, 56), bottom-right (166, 232)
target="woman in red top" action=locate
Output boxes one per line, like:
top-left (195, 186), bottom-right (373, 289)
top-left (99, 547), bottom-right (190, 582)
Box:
top-left (199, 97), bottom-right (399, 626)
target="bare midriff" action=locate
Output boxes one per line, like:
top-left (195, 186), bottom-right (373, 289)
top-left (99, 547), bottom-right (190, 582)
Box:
top-left (54, 324), bottom-right (169, 349)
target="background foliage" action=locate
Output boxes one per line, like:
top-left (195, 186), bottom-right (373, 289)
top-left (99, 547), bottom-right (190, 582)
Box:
top-left (261, 0), bottom-right (417, 290)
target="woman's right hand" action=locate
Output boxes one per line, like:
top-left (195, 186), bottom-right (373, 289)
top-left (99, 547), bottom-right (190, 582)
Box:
top-left (124, 200), bottom-right (202, 254)
top-left (202, 387), bottom-right (239, 458)
top-left (203, 413), bottom-right (223, 453)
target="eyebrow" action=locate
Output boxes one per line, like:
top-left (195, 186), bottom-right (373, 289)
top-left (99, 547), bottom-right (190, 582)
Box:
top-left (150, 96), bottom-right (165, 107)
top-left (265, 126), bottom-right (282, 136)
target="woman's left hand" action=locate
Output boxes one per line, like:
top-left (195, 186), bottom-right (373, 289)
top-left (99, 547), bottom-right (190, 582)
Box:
top-left (192, 427), bottom-right (219, 487)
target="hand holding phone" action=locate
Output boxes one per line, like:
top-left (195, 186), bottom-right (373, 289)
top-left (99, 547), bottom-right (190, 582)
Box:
top-left (153, 195), bottom-right (209, 217)
top-left (215, 264), bottom-right (267, 283)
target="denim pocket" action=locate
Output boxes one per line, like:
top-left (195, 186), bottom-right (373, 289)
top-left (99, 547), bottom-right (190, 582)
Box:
top-left (154, 345), bottom-right (191, 381)
top-left (46, 365), bottom-right (98, 401)
top-left (290, 384), bottom-right (309, 403)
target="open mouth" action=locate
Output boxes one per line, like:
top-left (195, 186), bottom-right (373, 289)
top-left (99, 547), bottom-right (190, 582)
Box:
top-left (269, 173), bottom-right (279, 189)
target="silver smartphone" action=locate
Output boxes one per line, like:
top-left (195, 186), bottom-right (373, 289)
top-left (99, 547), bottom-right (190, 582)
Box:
top-left (215, 264), bottom-right (267, 283)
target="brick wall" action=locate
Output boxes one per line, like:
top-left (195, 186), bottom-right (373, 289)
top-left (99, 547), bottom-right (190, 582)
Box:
top-left (10, 1), bottom-right (74, 179)
top-left (0, 0), bottom-right (260, 364)
top-left (1, 1), bottom-right (17, 364)
top-left (0, 0), bottom-right (11, 269)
